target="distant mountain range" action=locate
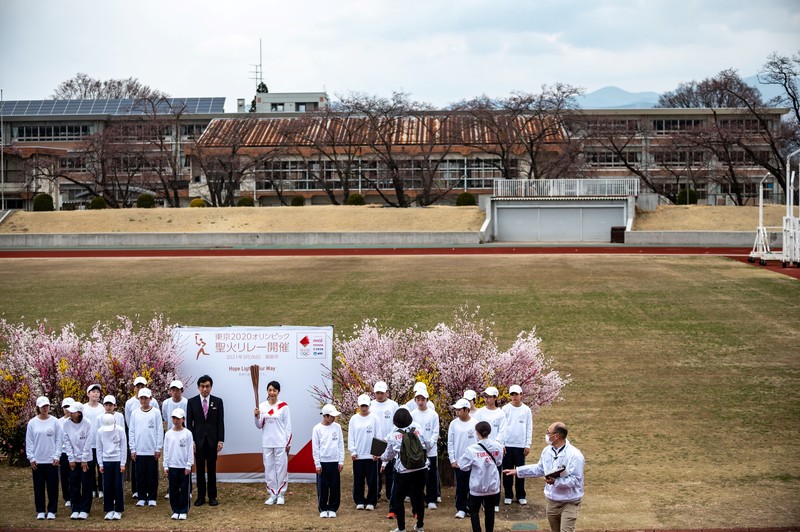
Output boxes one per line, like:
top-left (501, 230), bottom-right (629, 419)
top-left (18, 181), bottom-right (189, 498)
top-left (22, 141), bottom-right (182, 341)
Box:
top-left (577, 75), bottom-right (791, 109)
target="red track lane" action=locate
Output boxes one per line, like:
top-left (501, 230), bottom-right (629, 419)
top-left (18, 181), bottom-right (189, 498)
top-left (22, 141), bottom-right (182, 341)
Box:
top-left (2, 246), bottom-right (799, 279)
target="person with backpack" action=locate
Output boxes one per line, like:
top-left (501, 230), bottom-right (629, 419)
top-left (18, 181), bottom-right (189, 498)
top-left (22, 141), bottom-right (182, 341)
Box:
top-left (377, 407), bottom-right (429, 532)
top-left (457, 421), bottom-right (503, 532)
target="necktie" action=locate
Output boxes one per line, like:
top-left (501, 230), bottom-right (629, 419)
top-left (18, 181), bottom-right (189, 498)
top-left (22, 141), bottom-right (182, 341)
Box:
top-left (203, 398), bottom-right (208, 418)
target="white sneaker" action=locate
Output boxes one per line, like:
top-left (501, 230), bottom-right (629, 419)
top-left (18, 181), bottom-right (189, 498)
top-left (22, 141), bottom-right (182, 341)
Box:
top-left (113, 512), bottom-right (122, 520)
top-left (427, 502), bottom-right (437, 510)
top-left (179, 513), bottom-right (187, 520)
top-left (437, 496), bottom-right (442, 503)
top-left (265, 495), bottom-right (276, 505)
top-left (98, 491), bottom-right (104, 498)
top-left (518, 498), bottom-right (527, 505)
top-left (148, 500), bottom-right (157, 507)
top-left (356, 504), bottom-right (365, 510)
top-left (92, 491), bottom-right (98, 498)
top-left (37, 513), bottom-right (45, 520)
top-left (413, 526), bottom-right (424, 532)
top-left (46, 512), bottom-right (56, 520)
top-left (389, 528), bottom-right (405, 532)
top-left (329, 511), bottom-right (336, 518)
top-left (70, 512), bottom-right (79, 519)
top-left (494, 506), bottom-right (500, 512)
top-left (165, 493), bottom-right (170, 499)
top-left (320, 511), bottom-right (328, 518)
top-left (132, 492), bottom-right (139, 499)
top-left (276, 495), bottom-right (285, 505)
top-left (136, 500), bottom-right (146, 507)
top-left (65, 500), bottom-right (72, 507)
top-left (504, 498), bottom-right (512, 504)
top-left (171, 513), bottom-right (179, 520)
top-left (77, 512), bottom-right (88, 519)
top-left (105, 511), bottom-right (115, 520)
top-left (455, 510), bottom-right (466, 519)
top-left (365, 504), bottom-right (375, 511)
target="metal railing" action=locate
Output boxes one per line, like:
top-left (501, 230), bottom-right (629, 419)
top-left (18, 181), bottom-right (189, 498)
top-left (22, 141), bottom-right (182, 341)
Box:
top-left (493, 178), bottom-right (640, 198)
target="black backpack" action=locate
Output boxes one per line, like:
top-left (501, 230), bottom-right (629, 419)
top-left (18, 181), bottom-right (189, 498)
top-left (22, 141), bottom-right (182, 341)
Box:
top-left (399, 427), bottom-right (427, 469)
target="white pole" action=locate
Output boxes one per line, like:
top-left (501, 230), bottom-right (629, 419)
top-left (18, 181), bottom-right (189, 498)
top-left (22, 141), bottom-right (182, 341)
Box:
top-left (1, 88), bottom-right (5, 211)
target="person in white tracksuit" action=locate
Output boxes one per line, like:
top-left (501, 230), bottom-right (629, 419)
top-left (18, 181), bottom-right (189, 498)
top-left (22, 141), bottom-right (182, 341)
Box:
top-left (96, 413), bottom-right (126, 520)
top-left (457, 421), bottom-right (503, 532)
top-left (26, 396), bottom-right (62, 520)
top-left (254, 380), bottom-right (292, 505)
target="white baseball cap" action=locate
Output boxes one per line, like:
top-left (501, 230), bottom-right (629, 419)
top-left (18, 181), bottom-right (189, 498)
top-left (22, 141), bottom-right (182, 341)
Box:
top-left (321, 404), bottom-right (341, 417)
top-left (373, 381), bottom-right (388, 393)
top-left (415, 389), bottom-right (429, 399)
top-left (61, 397), bottom-right (75, 408)
top-left (137, 387), bottom-right (152, 398)
top-left (67, 402), bottom-right (84, 413)
top-left (171, 408), bottom-right (186, 419)
top-left (133, 376), bottom-right (147, 386)
top-left (484, 386), bottom-right (499, 397)
top-left (169, 380), bottom-right (184, 390)
top-left (463, 390), bottom-right (477, 401)
top-left (103, 395), bottom-right (116, 405)
top-left (36, 396), bottom-right (50, 408)
top-left (86, 383), bottom-right (102, 394)
top-left (99, 413), bottom-right (116, 431)
top-left (509, 385), bottom-right (523, 394)
top-left (452, 398), bottom-right (471, 410)
top-left (413, 382), bottom-right (428, 392)
top-left (357, 394), bottom-right (371, 406)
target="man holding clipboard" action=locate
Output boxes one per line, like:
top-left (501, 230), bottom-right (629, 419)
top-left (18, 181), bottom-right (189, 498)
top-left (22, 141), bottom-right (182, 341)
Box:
top-left (503, 422), bottom-right (584, 532)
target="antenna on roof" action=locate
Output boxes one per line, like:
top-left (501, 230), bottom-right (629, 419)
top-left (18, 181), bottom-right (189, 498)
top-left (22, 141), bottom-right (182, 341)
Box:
top-left (251, 38), bottom-right (268, 94)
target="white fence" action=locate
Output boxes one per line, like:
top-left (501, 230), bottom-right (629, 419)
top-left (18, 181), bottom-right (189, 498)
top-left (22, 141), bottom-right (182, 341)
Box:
top-left (493, 178), bottom-right (640, 198)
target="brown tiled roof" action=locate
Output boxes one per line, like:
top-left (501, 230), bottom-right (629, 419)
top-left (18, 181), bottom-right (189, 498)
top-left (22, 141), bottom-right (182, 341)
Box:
top-left (196, 113), bottom-right (566, 149)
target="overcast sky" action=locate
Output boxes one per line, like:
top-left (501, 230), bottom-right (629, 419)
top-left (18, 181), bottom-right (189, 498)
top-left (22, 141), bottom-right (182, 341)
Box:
top-left (1, 0), bottom-right (798, 111)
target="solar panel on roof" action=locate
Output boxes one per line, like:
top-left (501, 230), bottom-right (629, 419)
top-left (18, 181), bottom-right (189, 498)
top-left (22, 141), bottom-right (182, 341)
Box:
top-left (0, 97), bottom-right (226, 116)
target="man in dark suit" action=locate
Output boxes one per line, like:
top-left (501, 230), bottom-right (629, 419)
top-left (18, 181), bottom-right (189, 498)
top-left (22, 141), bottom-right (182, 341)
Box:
top-left (186, 374), bottom-right (225, 507)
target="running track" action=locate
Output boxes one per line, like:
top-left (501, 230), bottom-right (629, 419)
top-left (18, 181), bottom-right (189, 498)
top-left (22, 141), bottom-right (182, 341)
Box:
top-left (2, 245), bottom-right (799, 280)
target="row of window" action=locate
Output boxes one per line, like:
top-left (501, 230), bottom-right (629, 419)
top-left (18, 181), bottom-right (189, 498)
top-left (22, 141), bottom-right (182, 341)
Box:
top-left (11, 123), bottom-right (206, 142)
top-left (585, 149), bottom-right (772, 168)
top-left (584, 118), bottom-right (770, 135)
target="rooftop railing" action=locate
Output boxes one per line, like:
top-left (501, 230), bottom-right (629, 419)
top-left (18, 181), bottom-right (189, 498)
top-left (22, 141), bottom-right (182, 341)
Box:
top-left (493, 178), bottom-right (640, 198)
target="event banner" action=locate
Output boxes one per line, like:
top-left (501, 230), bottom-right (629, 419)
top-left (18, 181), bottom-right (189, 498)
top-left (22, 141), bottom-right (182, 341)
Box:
top-left (174, 325), bottom-right (333, 483)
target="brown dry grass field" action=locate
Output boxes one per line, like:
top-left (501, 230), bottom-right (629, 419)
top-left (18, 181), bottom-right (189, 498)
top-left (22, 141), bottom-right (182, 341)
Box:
top-left (0, 204), bottom-right (792, 234)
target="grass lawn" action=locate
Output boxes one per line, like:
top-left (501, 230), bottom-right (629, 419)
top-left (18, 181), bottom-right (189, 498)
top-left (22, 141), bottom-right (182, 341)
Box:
top-left (0, 254), bottom-right (798, 530)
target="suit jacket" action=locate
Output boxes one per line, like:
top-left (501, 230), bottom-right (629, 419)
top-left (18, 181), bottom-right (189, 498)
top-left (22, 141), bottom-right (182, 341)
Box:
top-left (186, 394), bottom-right (225, 447)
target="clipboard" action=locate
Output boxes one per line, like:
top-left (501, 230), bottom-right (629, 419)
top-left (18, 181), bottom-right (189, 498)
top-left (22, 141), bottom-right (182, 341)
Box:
top-left (370, 437), bottom-right (388, 457)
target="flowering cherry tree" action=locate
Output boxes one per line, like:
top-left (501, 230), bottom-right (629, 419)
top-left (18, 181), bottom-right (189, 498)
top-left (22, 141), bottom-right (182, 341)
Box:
top-left (315, 306), bottom-right (570, 474)
top-left (0, 314), bottom-right (183, 464)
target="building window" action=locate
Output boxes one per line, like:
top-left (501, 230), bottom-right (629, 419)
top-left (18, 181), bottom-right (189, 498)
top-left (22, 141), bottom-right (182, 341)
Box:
top-left (585, 150), bottom-right (641, 167)
top-left (653, 149), bottom-right (707, 167)
top-left (12, 124), bottom-right (94, 141)
top-left (652, 119), bottom-right (705, 134)
top-left (270, 103), bottom-right (284, 112)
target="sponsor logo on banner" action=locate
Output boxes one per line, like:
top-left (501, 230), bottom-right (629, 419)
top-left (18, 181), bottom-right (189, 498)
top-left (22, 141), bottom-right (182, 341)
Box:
top-left (297, 333), bottom-right (325, 359)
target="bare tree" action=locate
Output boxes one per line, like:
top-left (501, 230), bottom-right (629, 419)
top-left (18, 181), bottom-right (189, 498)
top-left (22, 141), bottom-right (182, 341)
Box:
top-left (193, 118), bottom-right (286, 206)
top-left (51, 73), bottom-right (169, 100)
top-left (405, 108), bottom-right (459, 206)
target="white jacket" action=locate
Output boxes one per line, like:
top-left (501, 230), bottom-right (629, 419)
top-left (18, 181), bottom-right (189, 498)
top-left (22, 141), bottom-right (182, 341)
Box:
top-left (516, 439), bottom-right (585, 502)
top-left (457, 438), bottom-right (503, 496)
top-left (502, 403), bottom-right (532, 448)
top-left (411, 407), bottom-right (439, 458)
top-left (96, 425), bottom-right (127, 466)
top-left (255, 400), bottom-right (292, 448)
top-left (474, 406), bottom-right (507, 445)
top-left (312, 422), bottom-right (345, 468)
top-left (380, 422), bottom-right (429, 474)
top-left (447, 417), bottom-right (478, 463)
top-left (163, 428), bottom-right (195, 470)
top-left (129, 407), bottom-right (164, 455)
top-left (370, 399), bottom-right (399, 440)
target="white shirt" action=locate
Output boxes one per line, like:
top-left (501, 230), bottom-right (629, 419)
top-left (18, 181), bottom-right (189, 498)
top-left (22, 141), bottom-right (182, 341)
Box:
top-left (370, 398), bottom-right (399, 441)
top-left (474, 406), bottom-right (508, 445)
top-left (312, 421), bottom-right (345, 468)
top-left (161, 397), bottom-right (188, 424)
top-left (502, 403), bottom-right (532, 448)
top-left (457, 438), bottom-right (504, 496)
top-left (403, 398), bottom-right (436, 413)
top-left (255, 400), bottom-right (292, 448)
top-left (129, 407), bottom-right (164, 455)
top-left (63, 418), bottom-right (93, 463)
top-left (26, 416), bottom-right (62, 464)
top-left (96, 425), bottom-right (127, 466)
top-left (163, 428), bottom-right (195, 470)
top-left (125, 396), bottom-right (159, 427)
top-left (447, 417), bottom-right (478, 464)
top-left (516, 439), bottom-right (585, 502)
top-left (83, 403), bottom-right (104, 448)
top-left (410, 407), bottom-right (439, 458)
top-left (348, 412), bottom-right (380, 459)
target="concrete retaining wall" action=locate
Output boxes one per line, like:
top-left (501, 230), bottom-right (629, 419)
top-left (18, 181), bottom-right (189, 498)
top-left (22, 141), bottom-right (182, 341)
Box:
top-left (625, 230), bottom-right (776, 247)
top-left (0, 231), bottom-right (481, 249)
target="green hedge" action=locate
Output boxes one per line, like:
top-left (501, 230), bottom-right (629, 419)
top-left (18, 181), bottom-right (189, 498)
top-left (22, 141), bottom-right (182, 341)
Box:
top-left (136, 194), bottom-right (155, 208)
top-left (32, 194), bottom-right (55, 212)
top-left (346, 193), bottom-right (366, 206)
top-left (456, 192), bottom-right (476, 206)
top-left (290, 196), bottom-right (305, 207)
top-left (237, 196), bottom-right (255, 207)
top-left (189, 198), bottom-right (207, 208)
top-left (88, 196), bottom-right (107, 210)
